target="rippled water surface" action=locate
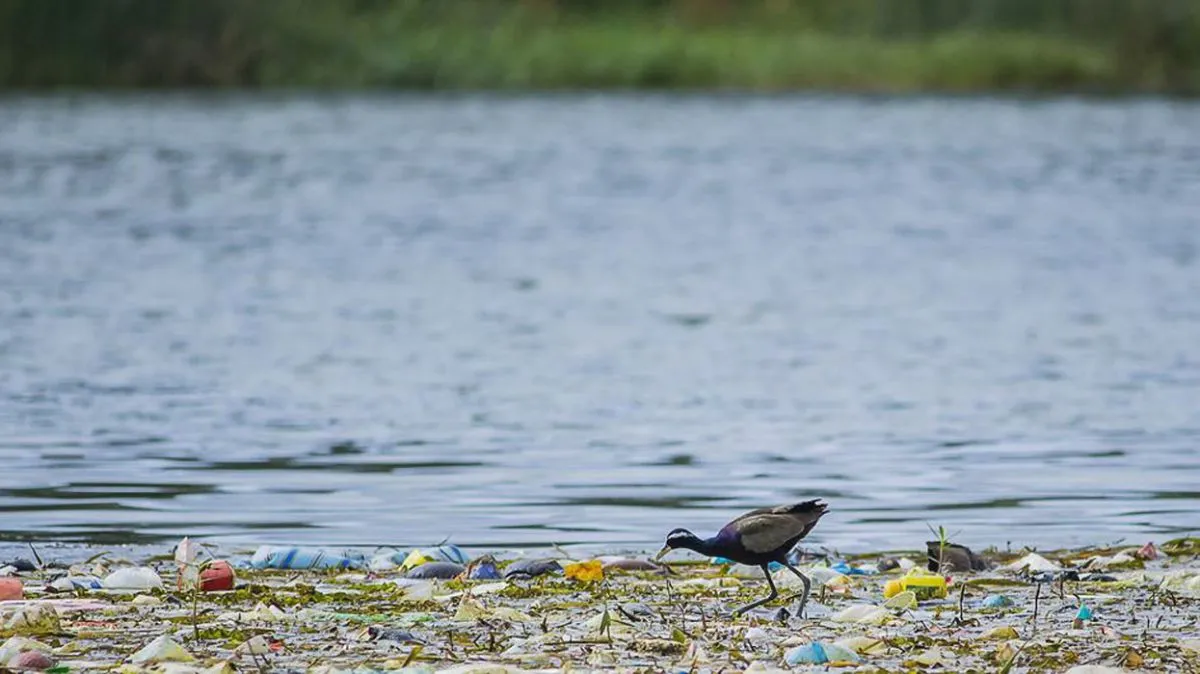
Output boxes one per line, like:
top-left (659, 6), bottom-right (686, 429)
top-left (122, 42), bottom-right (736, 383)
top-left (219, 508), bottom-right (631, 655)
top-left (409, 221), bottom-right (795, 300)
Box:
top-left (1, 94), bottom-right (1199, 555)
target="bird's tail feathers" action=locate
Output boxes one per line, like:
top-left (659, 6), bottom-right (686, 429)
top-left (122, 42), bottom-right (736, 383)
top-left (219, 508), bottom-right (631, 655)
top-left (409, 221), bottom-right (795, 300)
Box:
top-left (778, 499), bottom-right (828, 517)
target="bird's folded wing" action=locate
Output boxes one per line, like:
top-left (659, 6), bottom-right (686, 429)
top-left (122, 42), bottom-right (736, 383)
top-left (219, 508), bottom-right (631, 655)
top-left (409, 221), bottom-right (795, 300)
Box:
top-left (735, 513), bottom-right (808, 554)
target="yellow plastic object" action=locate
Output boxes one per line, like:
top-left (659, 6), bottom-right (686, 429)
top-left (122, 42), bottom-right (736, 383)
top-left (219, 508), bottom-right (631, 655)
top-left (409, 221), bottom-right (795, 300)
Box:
top-left (564, 559), bottom-right (604, 582)
top-left (400, 549), bottom-right (434, 571)
top-left (883, 570), bottom-right (948, 599)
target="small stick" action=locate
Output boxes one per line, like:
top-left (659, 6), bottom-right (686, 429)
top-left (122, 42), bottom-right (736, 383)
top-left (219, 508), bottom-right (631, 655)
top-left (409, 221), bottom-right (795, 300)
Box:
top-left (957, 582), bottom-right (967, 624)
top-left (1031, 582), bottom-right (1042, 625)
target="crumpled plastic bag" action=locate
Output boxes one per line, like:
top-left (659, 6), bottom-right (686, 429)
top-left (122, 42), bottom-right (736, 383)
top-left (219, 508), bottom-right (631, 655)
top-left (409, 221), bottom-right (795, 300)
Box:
top-left (129, 635), bottom-right (194, 664)
top-left (2, 604), bottom-right (61, 636)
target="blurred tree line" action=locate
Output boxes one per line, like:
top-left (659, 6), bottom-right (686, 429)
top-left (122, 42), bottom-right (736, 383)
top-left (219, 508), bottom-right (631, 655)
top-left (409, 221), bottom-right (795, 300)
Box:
top-left (0, 0), bottom-right (1197, 90)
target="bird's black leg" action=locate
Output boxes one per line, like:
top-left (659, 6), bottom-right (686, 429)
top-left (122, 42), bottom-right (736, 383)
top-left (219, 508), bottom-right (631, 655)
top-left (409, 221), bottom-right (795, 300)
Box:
top-left (780, 562), bottom-right (813, 617)
top-left (732, 565), bottom-right (779, 616)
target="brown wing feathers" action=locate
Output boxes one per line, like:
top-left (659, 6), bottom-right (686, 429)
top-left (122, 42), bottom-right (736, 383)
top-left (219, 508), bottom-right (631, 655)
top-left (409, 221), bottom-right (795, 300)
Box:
top-left (734, 499), bottom-right (827, 555)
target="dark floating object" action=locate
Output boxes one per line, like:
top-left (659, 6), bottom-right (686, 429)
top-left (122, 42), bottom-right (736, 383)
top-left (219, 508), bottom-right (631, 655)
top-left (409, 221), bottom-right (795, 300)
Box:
top-left (367, 626), bottom-right (424, 643)
top-left (503, 558), bottom-right (563, 579)
top-left (617, 602), bottom-right (658, 622)
top-left (405, 562), bottom-right (465, 579)
top-left (6, 559), bottom-right (37, 572)
top-left (926, 541), bottom-right (990, 572)
top-left (655, 499), bottom-right (829, 616)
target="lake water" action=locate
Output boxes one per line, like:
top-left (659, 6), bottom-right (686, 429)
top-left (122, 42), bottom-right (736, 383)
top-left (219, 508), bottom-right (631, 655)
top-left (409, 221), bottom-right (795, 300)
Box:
top-left (1, 93), bottom-right (1198, 559)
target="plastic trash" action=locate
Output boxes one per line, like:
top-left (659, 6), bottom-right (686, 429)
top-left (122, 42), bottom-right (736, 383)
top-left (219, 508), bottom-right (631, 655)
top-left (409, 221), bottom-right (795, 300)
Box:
top-left (175, 560), bottom-right (235, 592)
top-left (981, 625), bottom-right (1020, 640)
top-left (0, 578), bottom-right (22, 601)
top-left (48, 576), bottom-right (102, 592)
top-left (400, 545), bottom-right (469, 571)
top-left (367, 627), bottom-right (424, 643)
top-left (1073, 604), bottom-right (1093, 628)
top-left (8, 650), bottom-right (54, 670)
top-left (1002, 552), bottom-right (1060, 573)
top-left (981, 594), bottom-right (1014, 608)
top-left (829, 561), bottom-right (878, 576)
top-left (2, 605), bottom-right (60, 636)
top-left (129, 635), bottom-right (194, 664)
top-left (503, 559), bottom-right (562, 579)
top-left (405, 562), bottom-right (464, 579)
top-left (248, 546), bottom-right (366, 570)
top-left (883, 569), bottom-right (948, 600)
top-left (368, 550), bottom-right (406, 571)
top-left (912, 647), bottom-right (951, 666)
top-left (467, 559), bottom-right (501, 580)
top-left (784, 642), bottom-right (859, 665)
top-left (832, 604), bottom-right (892, 625)
top-left (4, 560), bottom-right (37, 574)
top-left (1136, 541), bottom-right (1158, 560)
top-left (0, 637), bottom-right (52, 667)
top-left (834, 636), bottom-right (888, 656)
top-left (618, 602), bottom-right (658, 622)
top-left (199, 560), bottom-right (236, 591)
top-left (564, 560), bottom-right (603, 582)
top-left (102, 567), bottom-right (163, 591)
top-left (883, 590), bottom-right (917, 610)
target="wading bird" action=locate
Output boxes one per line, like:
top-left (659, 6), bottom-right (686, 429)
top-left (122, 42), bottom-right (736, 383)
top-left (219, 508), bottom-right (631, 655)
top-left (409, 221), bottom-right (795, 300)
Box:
top-left (654, 499), bottom-right (828, 616)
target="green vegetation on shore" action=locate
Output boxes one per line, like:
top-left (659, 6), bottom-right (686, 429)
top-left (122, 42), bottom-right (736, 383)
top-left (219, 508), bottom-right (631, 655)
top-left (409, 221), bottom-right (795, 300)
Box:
top-left (2, 0), bottom-right (1199, 94)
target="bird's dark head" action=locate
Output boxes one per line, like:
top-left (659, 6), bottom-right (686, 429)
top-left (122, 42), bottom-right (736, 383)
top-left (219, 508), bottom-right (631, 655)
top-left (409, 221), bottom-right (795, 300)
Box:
top-left (654, 527), bottom-right (702, 561)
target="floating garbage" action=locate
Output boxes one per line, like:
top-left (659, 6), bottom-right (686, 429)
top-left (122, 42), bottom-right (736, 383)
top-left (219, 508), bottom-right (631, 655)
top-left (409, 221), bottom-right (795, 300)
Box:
top-left (1002, 552), bottom-right (1060, 573)
top-left (502, 558), bottom-right (562, 579)
top-left (8, 649), bottom-right (54, 670)
top-left (0, 636), bottom-right (52, 666)
top-left (981, 594), bottom-right (1014, 608)
top-left (883, 569), bottom-right (948, 599)
top-left (400, 545), bottom-right (469, 571)
top-left (0, 578), bottom-right (22, 601)
top-left (248, 546), bottom-right (366, 570)
top-left (102, 567), bottom-right (163, 591)
top-left (467, 558), bottom-right (501, 580)
top-left (564, 559), bottom-right (603, 582)
top-left (47, 575), bottom-right (101, 592)
top-left (784, 641), bottom-right (859, 665)
top-left (883, 590), bottom-right (917, 610)
top-left (405, 561), bottom-right (465, 579)
top-left (129, 635), bottom-right (194, 665)
top-left (1073, 604), bottom-right (1093, 628)
top-left (0, 535), bottom-right (1192, 671)
top-left (367, 626), bottom-right (424, 643)
top-left (198, 560), bottom-right (236, 591)
top-left (2, 605), bottom-right (60, 636)
top-left (829, 560), bottom-right (878, 576)
top-left (981, 625), bottom-right (1020, 640)
top-left (832, 604), bottom-right (892, 625)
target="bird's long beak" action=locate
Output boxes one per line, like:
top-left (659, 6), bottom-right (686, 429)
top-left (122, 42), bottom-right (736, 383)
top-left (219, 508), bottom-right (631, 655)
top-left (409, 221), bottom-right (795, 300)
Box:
top-left (654, 546), bottom-right (671, 562)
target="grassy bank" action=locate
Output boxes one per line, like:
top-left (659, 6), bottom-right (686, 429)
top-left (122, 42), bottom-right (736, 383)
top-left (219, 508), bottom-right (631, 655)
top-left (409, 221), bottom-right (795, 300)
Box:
top-left (2, 0), bottom-right (1199, 94)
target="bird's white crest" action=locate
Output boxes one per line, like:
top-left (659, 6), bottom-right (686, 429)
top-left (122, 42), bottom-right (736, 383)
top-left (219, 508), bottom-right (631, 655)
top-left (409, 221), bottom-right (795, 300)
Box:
top-left (666, 530), bottom-right (693, 545)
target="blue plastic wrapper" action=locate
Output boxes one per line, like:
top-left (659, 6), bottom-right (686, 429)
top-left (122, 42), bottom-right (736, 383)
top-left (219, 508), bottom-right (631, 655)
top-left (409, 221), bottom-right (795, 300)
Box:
top-left (981, 594), bottom-right (1014, 608)
top-left (1075, 605), bottom-right (1093, 621)
top-left (247, 546), bottom-right (367, 570)
top-left (829, 560), bottom-right (878, 576)
top-left (468, 560), bottom-right (501, 579)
